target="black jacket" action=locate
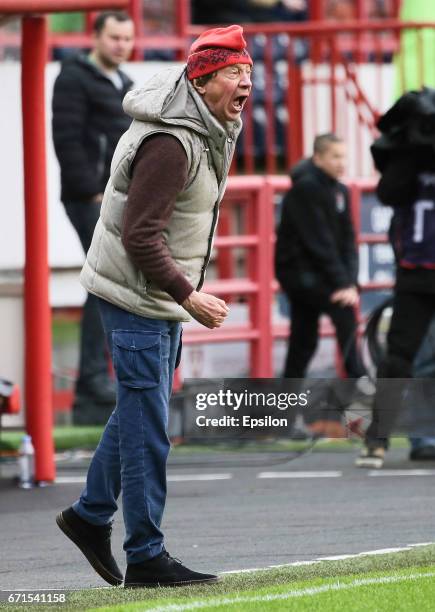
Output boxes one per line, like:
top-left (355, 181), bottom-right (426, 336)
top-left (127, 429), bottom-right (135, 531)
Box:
top-left (371, 88), bottom-right (435, 294)
top-left (52, 54), bottom-right (133, 202)
top-left (275, 159), bottom-right (358, 297)
top-left (376, 154), bottom-right (435, 294)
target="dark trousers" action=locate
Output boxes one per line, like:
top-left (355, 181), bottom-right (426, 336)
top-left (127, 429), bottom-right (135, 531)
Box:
top-left (366, 290), bottom-right (435, 448)
top-left (283, 292), bottom-right (366, 379)
top-left (64, 200), bottom-right (108, 387)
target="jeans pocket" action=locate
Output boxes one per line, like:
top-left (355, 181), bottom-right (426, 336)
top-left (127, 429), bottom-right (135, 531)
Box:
top-left (175, 329), bottom-right (183, 370)
top-left (113, 330), bottom-right (161, 389)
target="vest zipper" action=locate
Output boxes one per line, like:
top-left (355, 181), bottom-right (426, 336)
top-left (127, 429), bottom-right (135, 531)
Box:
top-left (197, 199), bottom-right (220, 290)
top-left (197, 139), bottom-right (234, 290)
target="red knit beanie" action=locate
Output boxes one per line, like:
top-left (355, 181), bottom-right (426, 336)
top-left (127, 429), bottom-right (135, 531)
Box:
top-left (187, 25), bottom-right (253, 81)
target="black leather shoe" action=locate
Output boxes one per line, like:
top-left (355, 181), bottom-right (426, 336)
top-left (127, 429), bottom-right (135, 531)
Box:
top-left (124, 551), bottom-right (219, 588)
top-left (56, 507), bottom-right (122, 586)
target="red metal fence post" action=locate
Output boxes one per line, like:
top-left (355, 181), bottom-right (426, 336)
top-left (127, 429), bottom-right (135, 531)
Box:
top-left (309, 0), bottom-right (323, 20)
top-left (216, 206), bottom-right (234, 303)
top-left (129, 0), bottom-right (142, 60)
top-left (329, 35), bottom-right (337, 133)
top-left (250, 179), bottom-right (273, 377)
top-left (175, 0), bottom-right (190, 61)
top-left (22, 16), bottom-right (55, 483)
top-left (287, 58), bottom-right (304, 167)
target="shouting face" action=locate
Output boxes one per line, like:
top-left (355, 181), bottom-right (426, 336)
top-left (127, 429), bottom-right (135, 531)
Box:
top-left (195, 64), bottom-right (253, 125)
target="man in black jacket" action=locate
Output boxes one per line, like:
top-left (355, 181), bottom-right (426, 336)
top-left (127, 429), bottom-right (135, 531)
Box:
top-left (275, 133), bottom-right (365, 385)
top-left (52, 12), bottom-right (134, 422)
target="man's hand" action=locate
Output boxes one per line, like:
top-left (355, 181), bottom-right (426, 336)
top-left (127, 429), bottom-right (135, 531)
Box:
top-left (182, 290), bottom-right (229, 329)
top-left (330, 286), bottom-right (359, 307)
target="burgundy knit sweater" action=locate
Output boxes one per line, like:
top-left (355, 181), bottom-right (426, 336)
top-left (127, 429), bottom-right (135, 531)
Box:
top-left (121, 133), bottom-right (195, 305)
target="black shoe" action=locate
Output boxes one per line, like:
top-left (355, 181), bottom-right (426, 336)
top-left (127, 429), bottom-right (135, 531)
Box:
top-left (124, 551), bottom-right (219, 588)
top-left (56, 507), bottom-right (122, 586)
top-left (409, 445), bottom-right (435, 461)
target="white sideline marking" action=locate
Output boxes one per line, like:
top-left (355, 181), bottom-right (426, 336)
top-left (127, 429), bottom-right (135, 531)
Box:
top-left (55, 476), bottom-right (86, 484)
top-left (147, 571), bottom-right (435, 612)
top-left (357, 547), bottom-right (410, 556)
top-left (221, 542), bottom-right (435, 575)
top-left (369, 469), bottom-right (435, 477)
top-left (55, 474), bottom-right (232, 485)
top-left (55, 469), bottom-right (435, 485)
top-left (167, 474), bottom-right (232, 482)
top-left (258, 471), bottom-right (342, 479)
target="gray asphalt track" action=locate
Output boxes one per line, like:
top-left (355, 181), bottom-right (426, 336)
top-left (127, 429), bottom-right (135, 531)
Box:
top-left (0, 448), bottom-right (434, 590)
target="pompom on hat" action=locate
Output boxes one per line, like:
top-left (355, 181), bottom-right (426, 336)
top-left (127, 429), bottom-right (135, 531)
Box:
top-left (187, 25), bottom-right (253, 81)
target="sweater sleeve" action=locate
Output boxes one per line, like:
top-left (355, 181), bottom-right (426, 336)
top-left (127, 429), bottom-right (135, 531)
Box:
top-left (121, 133), bottom-right (195, 304)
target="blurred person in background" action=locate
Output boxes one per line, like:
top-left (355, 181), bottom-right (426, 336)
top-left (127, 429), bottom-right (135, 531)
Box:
top-left (52, 12), bottom-right (134, 424)
top-left (356, 89), bottom-right (435, 468)
top-left (275, 134), bottom-right (366, 392)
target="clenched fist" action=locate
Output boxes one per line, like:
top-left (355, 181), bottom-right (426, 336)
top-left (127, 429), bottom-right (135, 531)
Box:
top-left (182, 290), bottom-right (229, 329)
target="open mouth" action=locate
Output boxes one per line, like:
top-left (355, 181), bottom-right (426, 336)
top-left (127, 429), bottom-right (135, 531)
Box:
top-left (232, 95), bottom-right (249, 113)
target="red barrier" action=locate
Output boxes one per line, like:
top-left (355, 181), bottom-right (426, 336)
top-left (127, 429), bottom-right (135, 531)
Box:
top-left (175, 175), bottom-right (391, 382)
top-left (21, 16), bottom-right (55, 482)
top-left (52, 175), bottom-right (391, 408)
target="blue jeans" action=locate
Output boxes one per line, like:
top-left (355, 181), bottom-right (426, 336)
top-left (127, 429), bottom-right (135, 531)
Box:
top-left (73, 298), bottom-right (182, 563)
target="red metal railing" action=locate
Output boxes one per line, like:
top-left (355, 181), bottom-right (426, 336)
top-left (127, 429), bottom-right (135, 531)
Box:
top-left (53, 174), bottom-right (391, 402)
top-left (2, 13), bottom-right (435, 174)
top-left (180, 175), bottom-right (390, 381)
top-left (40, 19), bottom-right (435, 175)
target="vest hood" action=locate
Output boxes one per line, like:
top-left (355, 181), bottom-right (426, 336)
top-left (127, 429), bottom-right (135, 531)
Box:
top-left (122, 65), bottom-right (241, 141)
